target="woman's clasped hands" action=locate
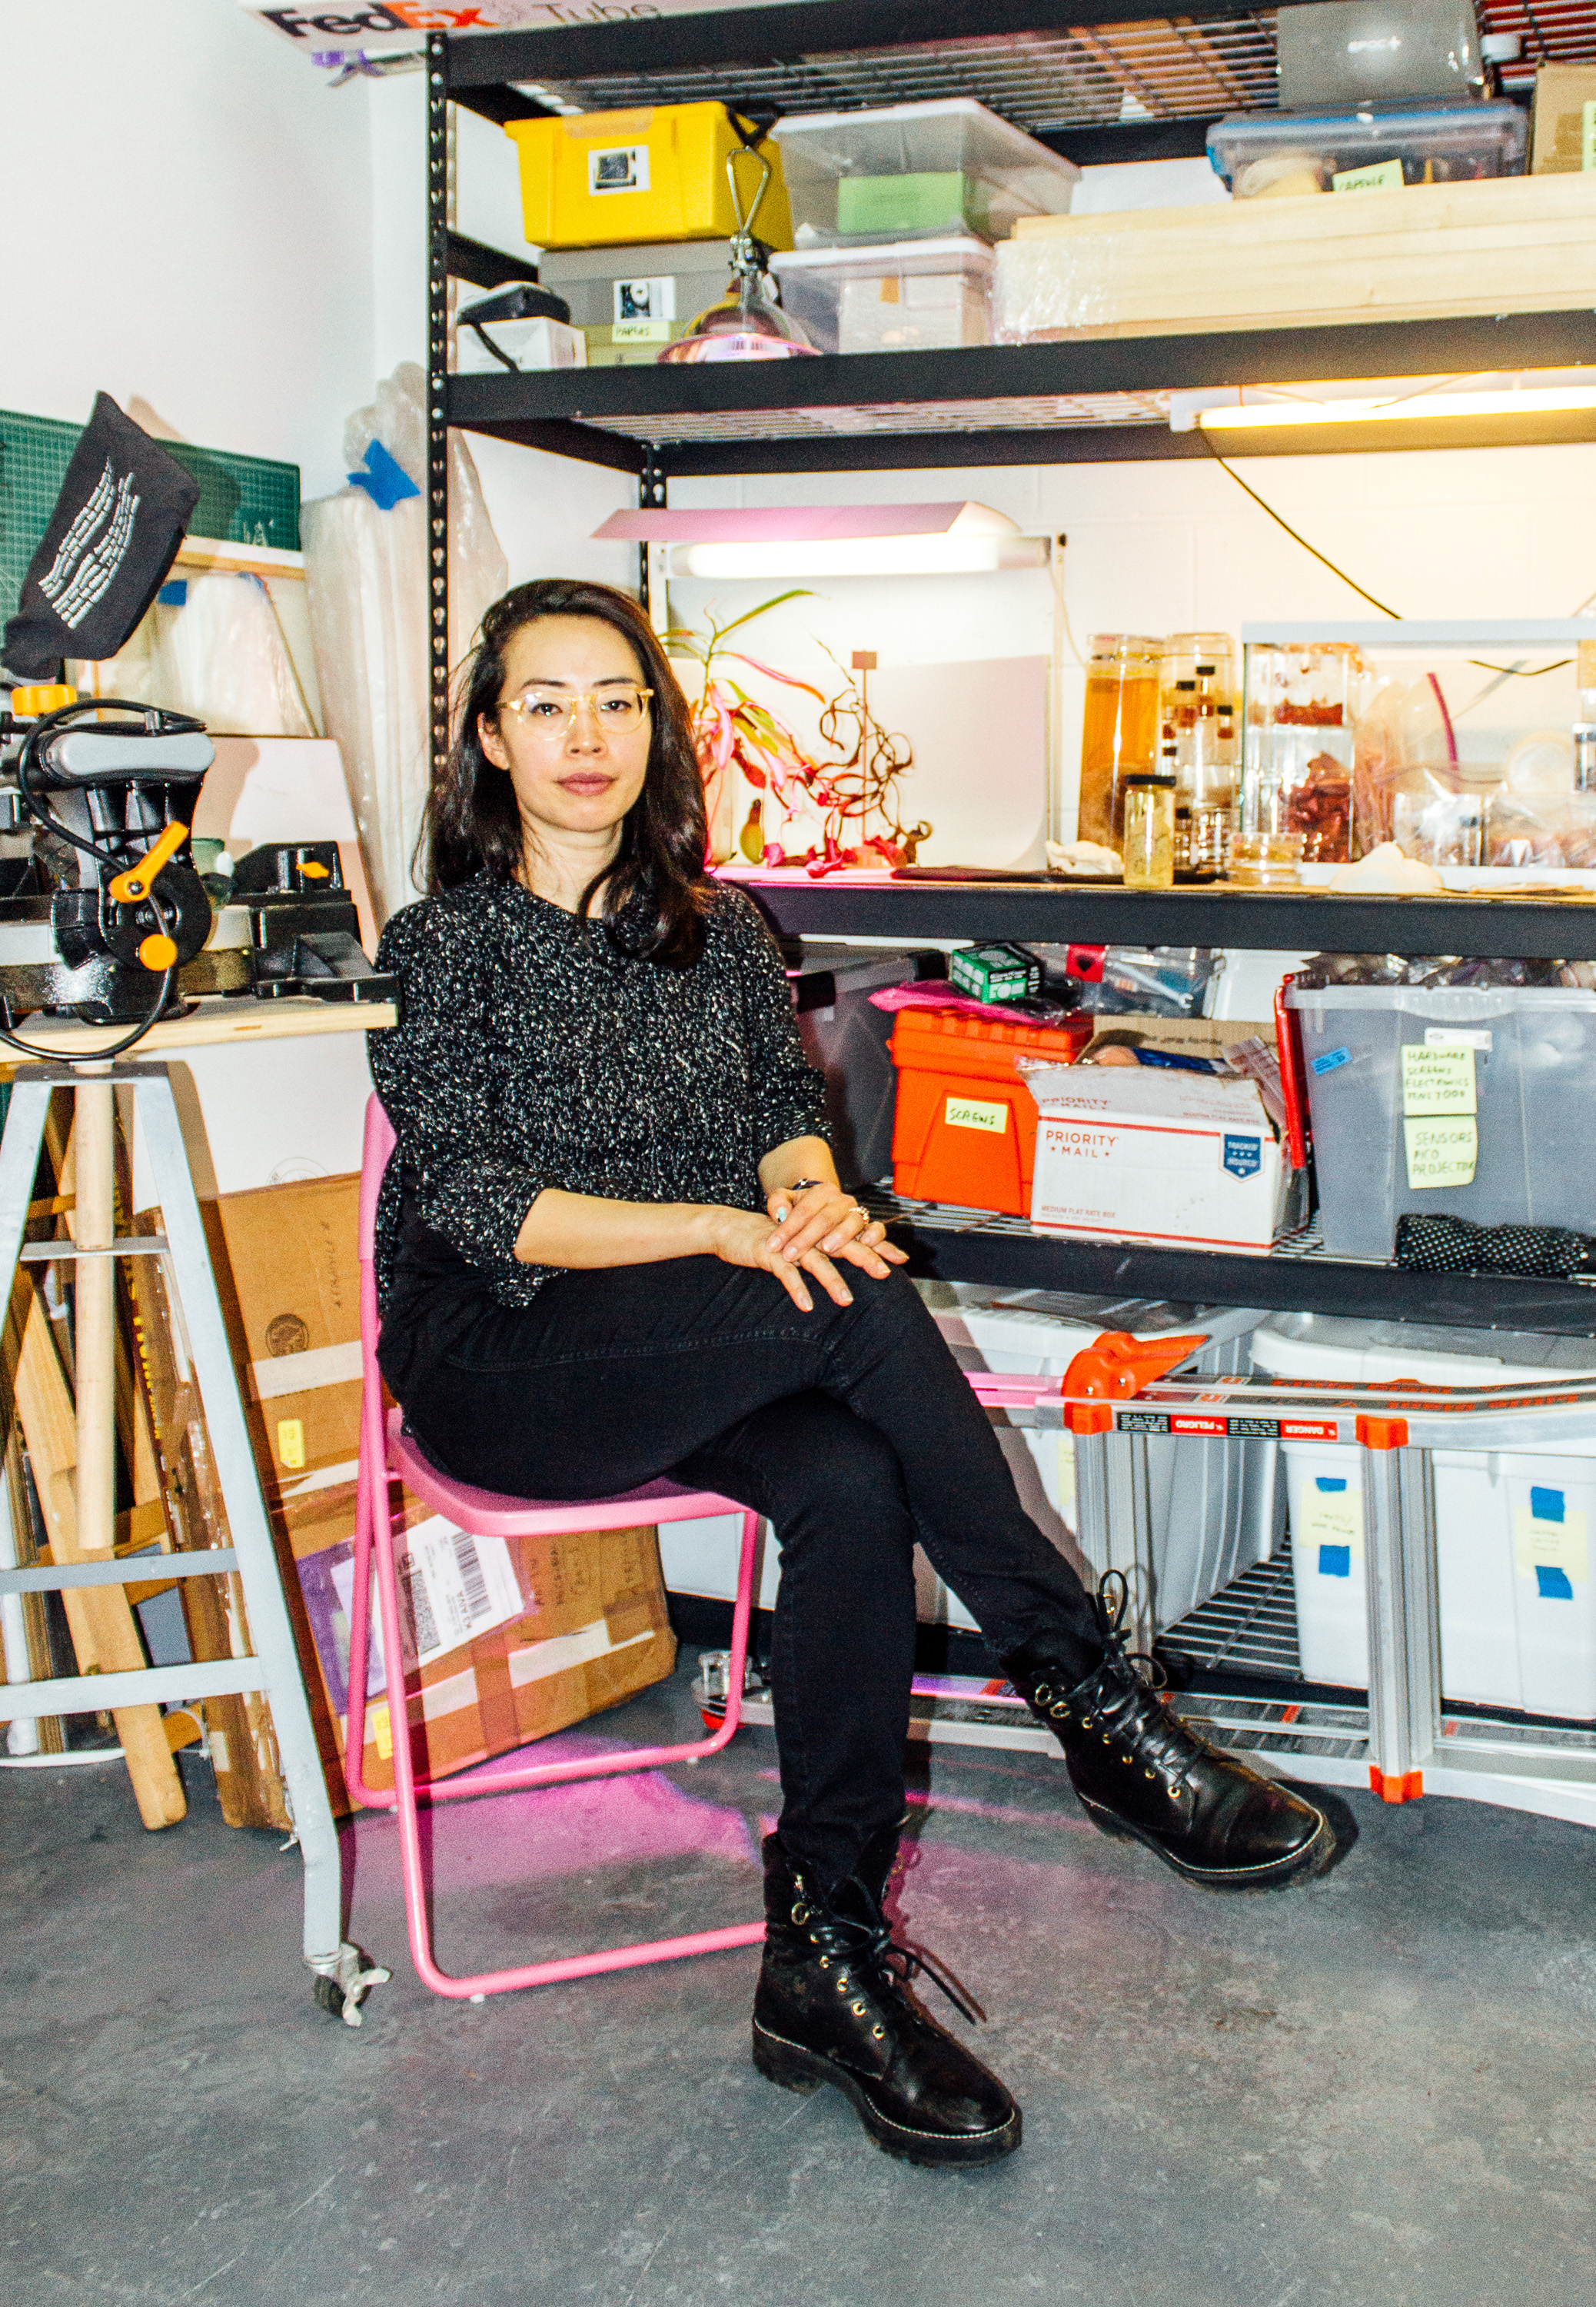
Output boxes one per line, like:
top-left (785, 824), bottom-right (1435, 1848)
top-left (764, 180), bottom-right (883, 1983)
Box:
top-left (705, 1182), bottom-right (908, 1313)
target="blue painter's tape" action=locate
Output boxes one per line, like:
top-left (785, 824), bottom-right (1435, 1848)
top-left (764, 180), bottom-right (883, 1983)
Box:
top-left (1530, 1486), bottom-right (1564, 1523)
top-left (1315, 1476), bottom-right (1348, 1493)
top-left (1311, 1047), bottom-right (1352, 1076)
top-left (1536, 1565), bottom-right (1574, 1600)
top-left (158, 578), bottom-right (187, 607)
top-left (1318, 1543), bottom-right (1352, 1578)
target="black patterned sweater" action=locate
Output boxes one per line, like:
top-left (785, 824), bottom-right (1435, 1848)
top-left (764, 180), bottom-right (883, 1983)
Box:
top-left (367, 874), bottom-right (829, 1310)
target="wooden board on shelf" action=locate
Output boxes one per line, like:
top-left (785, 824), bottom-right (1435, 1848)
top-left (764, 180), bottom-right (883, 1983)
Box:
top-left (999, 172), bottom-right (1596, 340)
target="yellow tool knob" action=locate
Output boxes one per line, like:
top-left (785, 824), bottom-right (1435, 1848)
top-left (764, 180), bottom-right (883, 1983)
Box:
top-left (9, 684), bottom-right (77, 717)
top-left (138, 933), bottom-right (179, 973)
top-left (109, 819), bottom-right (189, 904)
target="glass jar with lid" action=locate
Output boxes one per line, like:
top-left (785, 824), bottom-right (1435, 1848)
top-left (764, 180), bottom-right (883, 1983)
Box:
top-left (1079, 634), bottom-right (1163, 851)
top-left (1242, 641), bottom-right (1368, 864)
top-left (1122, 771), bottom-right (1176, 889)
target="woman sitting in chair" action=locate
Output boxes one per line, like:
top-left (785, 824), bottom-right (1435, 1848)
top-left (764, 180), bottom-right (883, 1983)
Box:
top-left (368, 577), bottom-right (1328, 2169)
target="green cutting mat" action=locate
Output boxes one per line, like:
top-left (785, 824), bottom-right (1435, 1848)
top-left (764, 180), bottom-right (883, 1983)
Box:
top-left (0, 408), bottom-right (301, 631)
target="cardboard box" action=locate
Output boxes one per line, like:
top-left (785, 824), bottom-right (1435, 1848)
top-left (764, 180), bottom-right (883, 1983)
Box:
top-left (294, 1505), bottom-right (677, 1791)
top-left (1026, 1065), bottom-right (1288, 1252)
top-left (1531, 66), bottom-right (1596, 175)
top-left (149, 1170), bottom-right (673, 1812)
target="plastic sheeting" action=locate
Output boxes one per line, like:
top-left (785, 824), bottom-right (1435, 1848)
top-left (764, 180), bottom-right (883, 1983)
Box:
top-left (69, 572), bottom-right (317, 737)
top-left (301, 364), bottom-right (507, 924)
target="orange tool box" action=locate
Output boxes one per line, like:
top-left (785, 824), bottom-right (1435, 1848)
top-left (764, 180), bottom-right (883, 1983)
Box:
top-left (888, 1010), bottom-right (1092, 1213)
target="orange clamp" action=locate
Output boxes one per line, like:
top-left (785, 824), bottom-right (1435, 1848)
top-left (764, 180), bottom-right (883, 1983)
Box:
top-left (109, 819), bottom-right (188, 906)
top-left (1062, 1329), bottom-right (1211, 1402)
top-left (1065, 1401), bottom-right (1115, 1436)
top-left (1355, 1413), bottom-right (1410, 1451)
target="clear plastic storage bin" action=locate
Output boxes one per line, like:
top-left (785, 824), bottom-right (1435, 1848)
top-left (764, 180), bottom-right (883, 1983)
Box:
top-left (1251, 1315), bottom-right (1596, 1719)
top-left (1207, 101), bottom-right (1528, 199)
top-left (936, 1293), bottom-right (1281, 1630)
top-left (771, 235), bottom-right (994, 354)
top-left (1285, 981), bottom-right (1596, 1258)
top-left (774, 98), bottom-right (1078, 246)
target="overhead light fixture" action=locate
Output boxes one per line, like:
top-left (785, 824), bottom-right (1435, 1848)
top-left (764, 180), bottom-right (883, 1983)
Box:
top-left (1169, 371), bottom-right (1596, 434)
top-left (592, 501), bottom-right (1047, 577)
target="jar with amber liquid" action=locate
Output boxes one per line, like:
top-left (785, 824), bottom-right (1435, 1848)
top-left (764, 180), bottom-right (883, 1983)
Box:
top-left (1122, 771), bottom-right (1176, 890)
top-left (1079, 634), bottom-right (1163, 850)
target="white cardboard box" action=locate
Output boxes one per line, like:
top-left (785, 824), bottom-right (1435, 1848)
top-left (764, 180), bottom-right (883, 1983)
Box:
top-left (1026, 1067), bottom-right (1287, 1252)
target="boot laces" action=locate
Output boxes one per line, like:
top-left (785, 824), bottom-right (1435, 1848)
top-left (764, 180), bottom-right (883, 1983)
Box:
top-left (796, 1890), bottom-right (984, 2026)
top-left (1087, 1570), bottom-right (1212, 1783)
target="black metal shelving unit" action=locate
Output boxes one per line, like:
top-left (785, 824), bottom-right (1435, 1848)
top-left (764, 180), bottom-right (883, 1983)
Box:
top-left (426, 9), bottom-right (1596, 1340)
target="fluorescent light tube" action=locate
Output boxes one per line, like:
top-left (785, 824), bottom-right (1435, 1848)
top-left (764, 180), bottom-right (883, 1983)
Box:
top-left (669, 534), bottom-right (1048, 578)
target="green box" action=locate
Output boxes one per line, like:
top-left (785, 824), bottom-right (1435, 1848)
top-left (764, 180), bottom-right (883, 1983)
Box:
top-left (835, 171), bottom-right (994, 238)
top-left (949, 942), bottom-right (1041, 1004)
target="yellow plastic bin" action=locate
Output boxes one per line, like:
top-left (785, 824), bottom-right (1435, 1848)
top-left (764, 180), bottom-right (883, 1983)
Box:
top-left (506, 105), bottom-right (793, 251)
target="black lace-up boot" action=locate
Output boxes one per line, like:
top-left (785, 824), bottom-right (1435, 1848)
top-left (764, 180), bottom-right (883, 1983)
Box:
top-left (1002, 1574), bottom-right (1332, 1890)
top-left (752, 1830), bottom-right (1022, 2167)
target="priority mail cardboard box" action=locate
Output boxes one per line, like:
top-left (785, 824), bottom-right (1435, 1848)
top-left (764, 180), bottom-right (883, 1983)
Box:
top-left (1026, 1066), bottom-right (1288, 1253)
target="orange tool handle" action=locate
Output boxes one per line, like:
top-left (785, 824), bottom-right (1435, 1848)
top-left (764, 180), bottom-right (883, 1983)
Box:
top-left (108, 820), bottom-right (188, 906)
top-left (1062, 1329), bottom-right (1210, 1400)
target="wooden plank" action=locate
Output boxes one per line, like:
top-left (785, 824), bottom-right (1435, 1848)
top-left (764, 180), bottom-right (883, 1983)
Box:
top-left (12, 997), bottom-right (395, 1060)
top-left (6, 1279), bottom-right (186, 1826)
top-left (127, 1223), bottom-right (294, 1832)
top-left (1001, 171), bottom-right (1596, 339)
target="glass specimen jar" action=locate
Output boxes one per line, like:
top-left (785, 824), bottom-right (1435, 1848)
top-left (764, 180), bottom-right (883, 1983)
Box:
top-left (1079, 634), bottom-right (1163, 850)
top-left (1242, 641), bottom-right (1368, 864)
top-left (1122, 771), bottom-right (1176, 889)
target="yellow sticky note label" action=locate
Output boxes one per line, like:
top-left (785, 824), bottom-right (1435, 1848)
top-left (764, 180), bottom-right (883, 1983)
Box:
top-left (277, 1417), bottom-right (306, 1470)
top-left (1404, 1116), bottom-right (1478, 1190)
top-left (611, 318), bottom-right (670, 342)
top-left (1298, 1477), bottom-right (1364, 1564)
top-left (367, 1702), bottom-right (392, 1760)
top-left (1332, 157), bottom-right (1405, 193)
top-left (1401, 1042), bottom-right (1475, 1117)
top-left (1514, 1505), bottom-right (1588, 1585)
top-left (945, 1095), bottom-right (1008, 1134)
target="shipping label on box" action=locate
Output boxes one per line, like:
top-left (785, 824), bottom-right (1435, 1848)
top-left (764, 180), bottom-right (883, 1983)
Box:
top-left (1026, 1066), bottom-right (1285, 1251)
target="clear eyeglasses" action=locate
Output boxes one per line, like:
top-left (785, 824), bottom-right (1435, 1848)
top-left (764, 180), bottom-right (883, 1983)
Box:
top-left (499, 685), bottom-right (653, 738)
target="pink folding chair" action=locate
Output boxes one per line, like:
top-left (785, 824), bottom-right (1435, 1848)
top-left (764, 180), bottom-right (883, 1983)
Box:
top-left (345, 1096), bottom-right (766, 2001)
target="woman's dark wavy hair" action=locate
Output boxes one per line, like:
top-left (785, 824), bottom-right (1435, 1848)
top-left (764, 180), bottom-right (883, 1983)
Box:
top-left (424, 578), bottom-right (713, 967)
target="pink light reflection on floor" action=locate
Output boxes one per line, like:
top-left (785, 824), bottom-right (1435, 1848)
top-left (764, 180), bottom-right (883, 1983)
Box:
top-left (348, 1731), bottom-right (762, 1889)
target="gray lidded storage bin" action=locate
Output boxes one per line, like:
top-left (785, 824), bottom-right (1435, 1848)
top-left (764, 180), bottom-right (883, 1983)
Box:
top-left (1285, 981), bottom-right (1596, 1258)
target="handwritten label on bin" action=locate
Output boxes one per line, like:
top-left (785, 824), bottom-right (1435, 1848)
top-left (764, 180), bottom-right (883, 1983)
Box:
top-left (944, 1095), bottom-right (1008, 1134)
top-left (1404, 1116), bottom-right (1478, 1190)
top-left (1332, 157), bottom-right (1405, 193)
top-left (1401, 1043), bottom-right (1476, 1117)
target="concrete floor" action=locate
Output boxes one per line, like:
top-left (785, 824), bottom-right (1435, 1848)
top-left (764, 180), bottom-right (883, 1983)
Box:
top-left (3, 1659), bottom-right (1594, 2307)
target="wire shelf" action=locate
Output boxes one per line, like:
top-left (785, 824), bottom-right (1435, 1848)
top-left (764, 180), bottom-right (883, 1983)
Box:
top-left (578, 388), bottom-right (1172, 448)
top-left (502, 7), bottom-right (1596, 138)
top-left (520, 17), bottom-right (1280, 135)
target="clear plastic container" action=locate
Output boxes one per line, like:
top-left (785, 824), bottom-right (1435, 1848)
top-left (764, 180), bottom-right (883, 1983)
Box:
top-left (769, 235), bottom-right (994, 353)
top-left (1285, 980), bottom-right (1596, 1258)
top-left (1122, 773), bottom-right (1176, 889)
top-left (774, 98), bottom-right (1079, 247)
top-left (1251, 1313), bottom-right (1596, 1718)
top-left (936, 1292), bottom-right (1280, 1629)
top-left (1242, 641), bottom-right (1368, 863)
top-left (1206, 100), bottom-right (1528, 199)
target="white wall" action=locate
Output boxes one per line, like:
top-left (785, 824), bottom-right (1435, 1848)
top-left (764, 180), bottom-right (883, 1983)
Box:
top-left (1, 0), bottom-right (377, 500)
top-left (663, 441), bottom-right (1596, 847)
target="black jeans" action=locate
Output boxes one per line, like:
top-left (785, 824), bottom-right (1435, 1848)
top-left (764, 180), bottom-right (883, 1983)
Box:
top-left (379, 1252), bottom-right (1102, 1883)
